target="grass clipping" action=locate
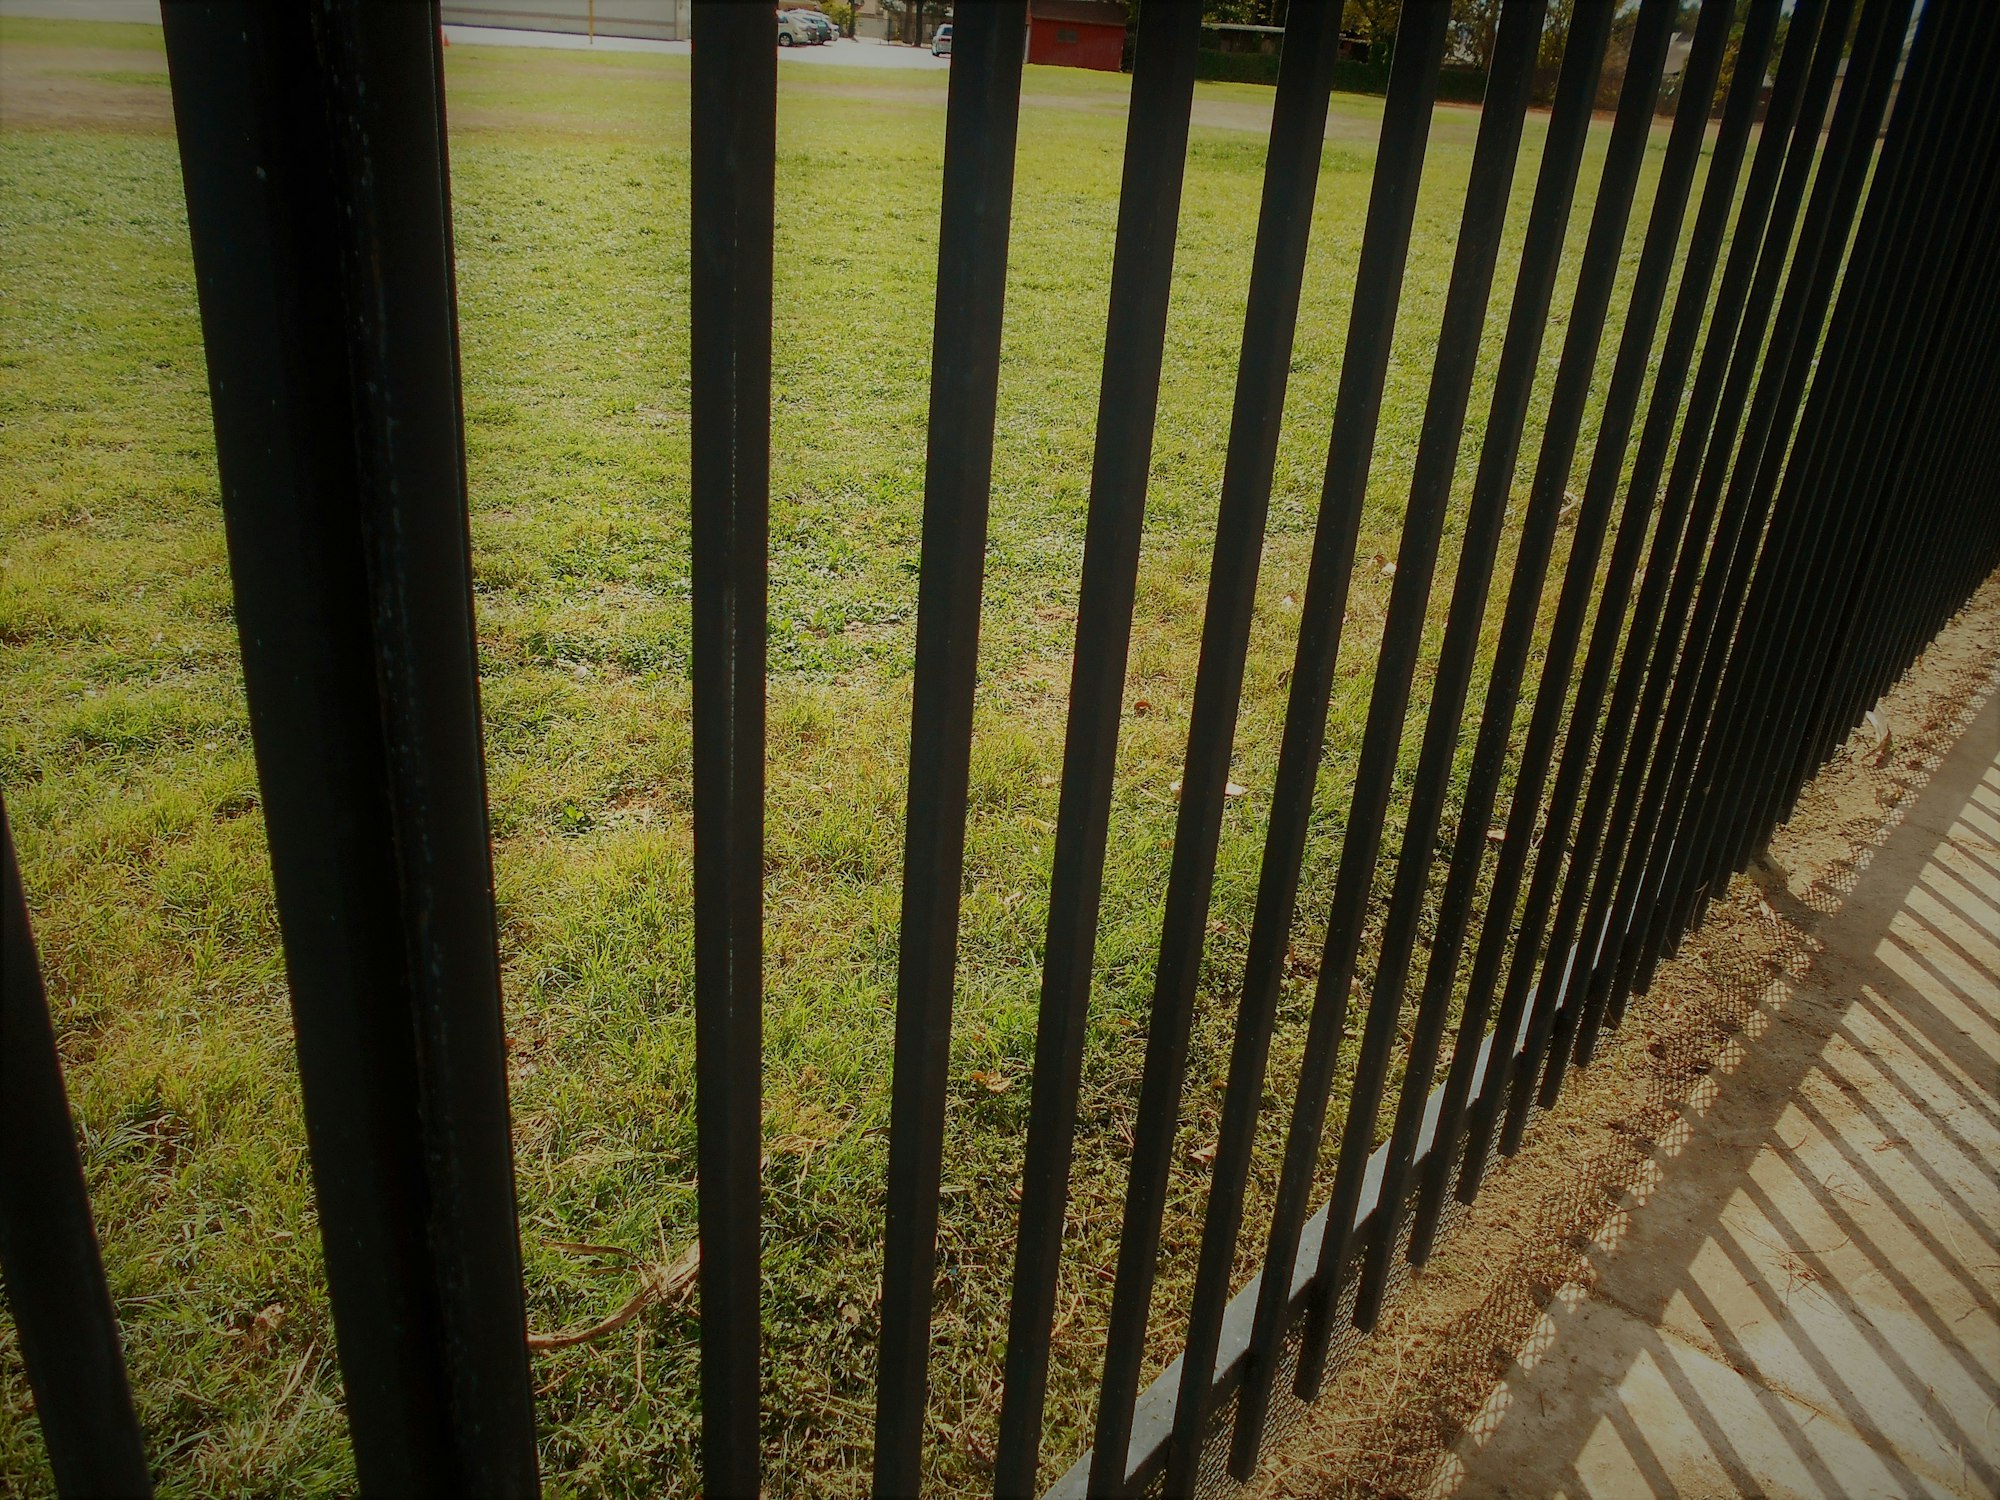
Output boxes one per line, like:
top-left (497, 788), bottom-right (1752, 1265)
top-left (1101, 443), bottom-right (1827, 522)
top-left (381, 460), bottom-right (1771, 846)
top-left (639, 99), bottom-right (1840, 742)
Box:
top-left (527, 1240), bottom-right (700, 1353)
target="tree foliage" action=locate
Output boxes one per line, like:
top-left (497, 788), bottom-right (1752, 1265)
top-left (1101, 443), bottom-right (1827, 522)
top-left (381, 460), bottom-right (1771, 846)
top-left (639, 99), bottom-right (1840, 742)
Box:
top-left (1189, 0), bottom-right (1785, 107)
top-left (1201, 0), bottom-right (1288, 25)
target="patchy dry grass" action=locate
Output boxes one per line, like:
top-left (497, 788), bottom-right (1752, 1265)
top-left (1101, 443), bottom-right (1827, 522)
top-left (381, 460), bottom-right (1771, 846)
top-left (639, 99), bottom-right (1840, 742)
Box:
top-left (1, 16), bottom-right (1702, 1496)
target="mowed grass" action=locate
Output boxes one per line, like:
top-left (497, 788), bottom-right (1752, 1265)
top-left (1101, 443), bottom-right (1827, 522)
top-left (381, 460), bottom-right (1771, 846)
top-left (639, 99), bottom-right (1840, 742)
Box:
top-left (1, 17), bottom-right (1714, 1496)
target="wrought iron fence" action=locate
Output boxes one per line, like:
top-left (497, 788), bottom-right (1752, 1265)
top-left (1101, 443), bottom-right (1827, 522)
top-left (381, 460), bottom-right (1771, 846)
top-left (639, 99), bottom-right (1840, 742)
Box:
top-left (3, 0), bottom-right (1996, 1496)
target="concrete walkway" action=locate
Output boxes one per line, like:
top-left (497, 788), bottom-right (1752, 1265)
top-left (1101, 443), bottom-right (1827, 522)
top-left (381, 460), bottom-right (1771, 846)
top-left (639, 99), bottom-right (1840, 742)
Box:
top-left (1447, 692), bottom-right (2000, 1499)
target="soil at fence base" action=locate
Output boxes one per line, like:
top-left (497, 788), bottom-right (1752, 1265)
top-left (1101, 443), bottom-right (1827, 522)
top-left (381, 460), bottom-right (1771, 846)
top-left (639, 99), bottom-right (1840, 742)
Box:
top-left (1232, 573), bottom-right (2000, 1500)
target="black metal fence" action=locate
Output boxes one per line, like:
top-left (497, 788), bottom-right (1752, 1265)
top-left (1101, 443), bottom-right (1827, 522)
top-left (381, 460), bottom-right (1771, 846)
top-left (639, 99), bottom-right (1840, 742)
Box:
top-left (3, 0), bottom-right (1997, 1496)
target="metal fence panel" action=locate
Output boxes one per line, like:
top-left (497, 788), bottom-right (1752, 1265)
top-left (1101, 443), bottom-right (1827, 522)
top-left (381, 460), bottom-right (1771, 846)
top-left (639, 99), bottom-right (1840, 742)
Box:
top-left (6, 1), bottom-right (1998, 1496)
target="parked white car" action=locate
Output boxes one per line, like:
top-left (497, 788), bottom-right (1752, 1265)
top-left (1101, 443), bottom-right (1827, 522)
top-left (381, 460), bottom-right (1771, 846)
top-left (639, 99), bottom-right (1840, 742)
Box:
top-left (931, 22), bottom-right (952, 56)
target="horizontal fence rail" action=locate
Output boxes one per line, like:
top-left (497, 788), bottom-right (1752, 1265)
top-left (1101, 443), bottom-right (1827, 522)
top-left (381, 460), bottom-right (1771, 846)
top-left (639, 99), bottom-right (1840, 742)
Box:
top-left (3, 0), bottom-right (1998, 1496)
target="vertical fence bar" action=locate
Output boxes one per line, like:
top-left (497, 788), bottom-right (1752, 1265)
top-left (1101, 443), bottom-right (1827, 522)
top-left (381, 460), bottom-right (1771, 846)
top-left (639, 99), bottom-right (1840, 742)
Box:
top-left (1519, 0), bottom-right (1789, 1085)
top-left (1667, 3), bottom-right (1988, 970)
top-left (159, 5), bottom-right (539, 1492)
top-left (1801, 239), bottom-right (2000, 773)
top-left (1421, 0), bottom-right (1677, 1192)
top-left (1406, 0), bottom-right (1680, 1260)
top-left (1540, 0), bottom-right (1857, 1065)
top-left (1663, 10), bottom-right (1986, 928)
top-left (688, 4), bottom-right (775, 1494)
top-left (1351, 0), bottom-right (1616, 1285)
top-left (1, 802), bottom-right (152, 1498)
top-left (1760, 113), bottom-right (1985, 839)
top-left (1799, 192), bottom-right (2000, 777)
top-left (1561, 0), bottom-right (1851, 1062)
top-left (1597, 0), bottom-right (1902, 1022)
top-left (1346, 0), bottom-right (1746, 1341)
top-left (1603, 0), bottom-right (1912, 1030)
top-left (1089, 3), bottom-right (1345, 1490)
top-left (873, 6), bottom-right (1027, 1493)
top-left (1848, 362), bottom-right (2000, 700)
top-left (1168, 0), bottom-right (1456, 1480)
top-left (994, 4), bottom-right (1201, 1495)
top-left (1485, 0), bottom-right (1747, 1117)
top-left (1292, 0), bottom-right (1549, 1380)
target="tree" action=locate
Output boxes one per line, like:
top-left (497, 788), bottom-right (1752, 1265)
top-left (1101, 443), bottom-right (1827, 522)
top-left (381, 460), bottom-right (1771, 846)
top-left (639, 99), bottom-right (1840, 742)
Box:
top-left (1202, 0), bottom-right (1287, 25)
top-left (1343, 0), bottom-right (1402, 59)
top-left (1446, 0), bottom-right (1501, 68)
top-left (1539, 0), bottom-right (1576, 75)
top-left (880, 0), bottom-right (941, 46)
top-left (1337, 0), bottom-right (1506, 71)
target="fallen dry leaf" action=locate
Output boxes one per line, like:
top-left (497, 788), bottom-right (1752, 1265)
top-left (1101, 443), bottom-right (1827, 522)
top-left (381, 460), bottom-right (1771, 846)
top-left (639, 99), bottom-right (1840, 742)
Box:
top-left (239, 1302), bottom-right (287, 1351)
top-left (969, 1070), bottom-right (1013, 1093)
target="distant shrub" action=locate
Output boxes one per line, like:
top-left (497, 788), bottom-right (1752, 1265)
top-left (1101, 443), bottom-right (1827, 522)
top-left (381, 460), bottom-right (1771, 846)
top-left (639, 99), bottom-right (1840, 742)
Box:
top-left (1438, 65), bottom-right (1490, 104)
top-left (1194, 51), bottom-right (1489, 104)
top-left (1330, 58), bottom-right (1392, 94)
top-left (1195, 48), bottom-right (1281, 85)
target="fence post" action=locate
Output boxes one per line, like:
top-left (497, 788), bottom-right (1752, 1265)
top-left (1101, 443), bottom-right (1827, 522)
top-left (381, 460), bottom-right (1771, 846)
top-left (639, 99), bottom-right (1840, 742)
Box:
top-left (159, 5), bottom-right (538, 1491)
top-left (688, 5), bottom-right (776, 1495)
top-left (1481, 0), bottom-right (1740, 1133)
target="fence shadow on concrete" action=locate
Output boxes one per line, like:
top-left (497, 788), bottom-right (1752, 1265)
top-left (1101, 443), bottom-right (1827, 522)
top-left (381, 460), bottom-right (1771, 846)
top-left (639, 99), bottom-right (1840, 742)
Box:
top-left (1435, 686), bottom-right (2000, 1499)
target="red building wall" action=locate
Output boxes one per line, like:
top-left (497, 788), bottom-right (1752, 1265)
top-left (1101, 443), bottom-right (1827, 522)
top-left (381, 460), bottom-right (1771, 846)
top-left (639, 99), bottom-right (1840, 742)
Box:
top-left (1026, 16), bottom-right (1124, 72)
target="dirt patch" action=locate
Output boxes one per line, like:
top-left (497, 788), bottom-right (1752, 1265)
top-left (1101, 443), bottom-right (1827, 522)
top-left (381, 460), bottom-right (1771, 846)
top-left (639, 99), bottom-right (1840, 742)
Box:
top-left (1243, 572), bottom-right (2000, 1500)
top-left (0, 42), bottom-right (173, 133)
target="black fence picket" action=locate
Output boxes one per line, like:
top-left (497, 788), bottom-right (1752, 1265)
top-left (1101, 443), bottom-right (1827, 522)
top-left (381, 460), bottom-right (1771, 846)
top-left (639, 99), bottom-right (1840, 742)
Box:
top-left (688, 6), bottom-right (776, 1494)
top-left (2, 803), bottom-right (151, 1497)
top-left (4, 2), bottom-right (1997, 1498)
top-left (872, 6), bottom-right (1029, 1496)
top-left (160, 4), bottom-right (540, 1493)
top-left (995, 4), bottom-right (1202, 1495)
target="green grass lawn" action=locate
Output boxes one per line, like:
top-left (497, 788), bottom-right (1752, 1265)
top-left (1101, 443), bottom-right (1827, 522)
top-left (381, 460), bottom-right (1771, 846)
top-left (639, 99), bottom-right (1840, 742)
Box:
top-left (1, 17), bottom-right (1704, 1495)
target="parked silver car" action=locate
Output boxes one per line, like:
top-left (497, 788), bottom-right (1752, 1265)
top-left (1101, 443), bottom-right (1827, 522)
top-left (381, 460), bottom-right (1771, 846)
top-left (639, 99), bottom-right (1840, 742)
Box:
top-left (931, 22), bottom-right (952, 56)
top-left (785, 10), bottom-right (830, 44)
